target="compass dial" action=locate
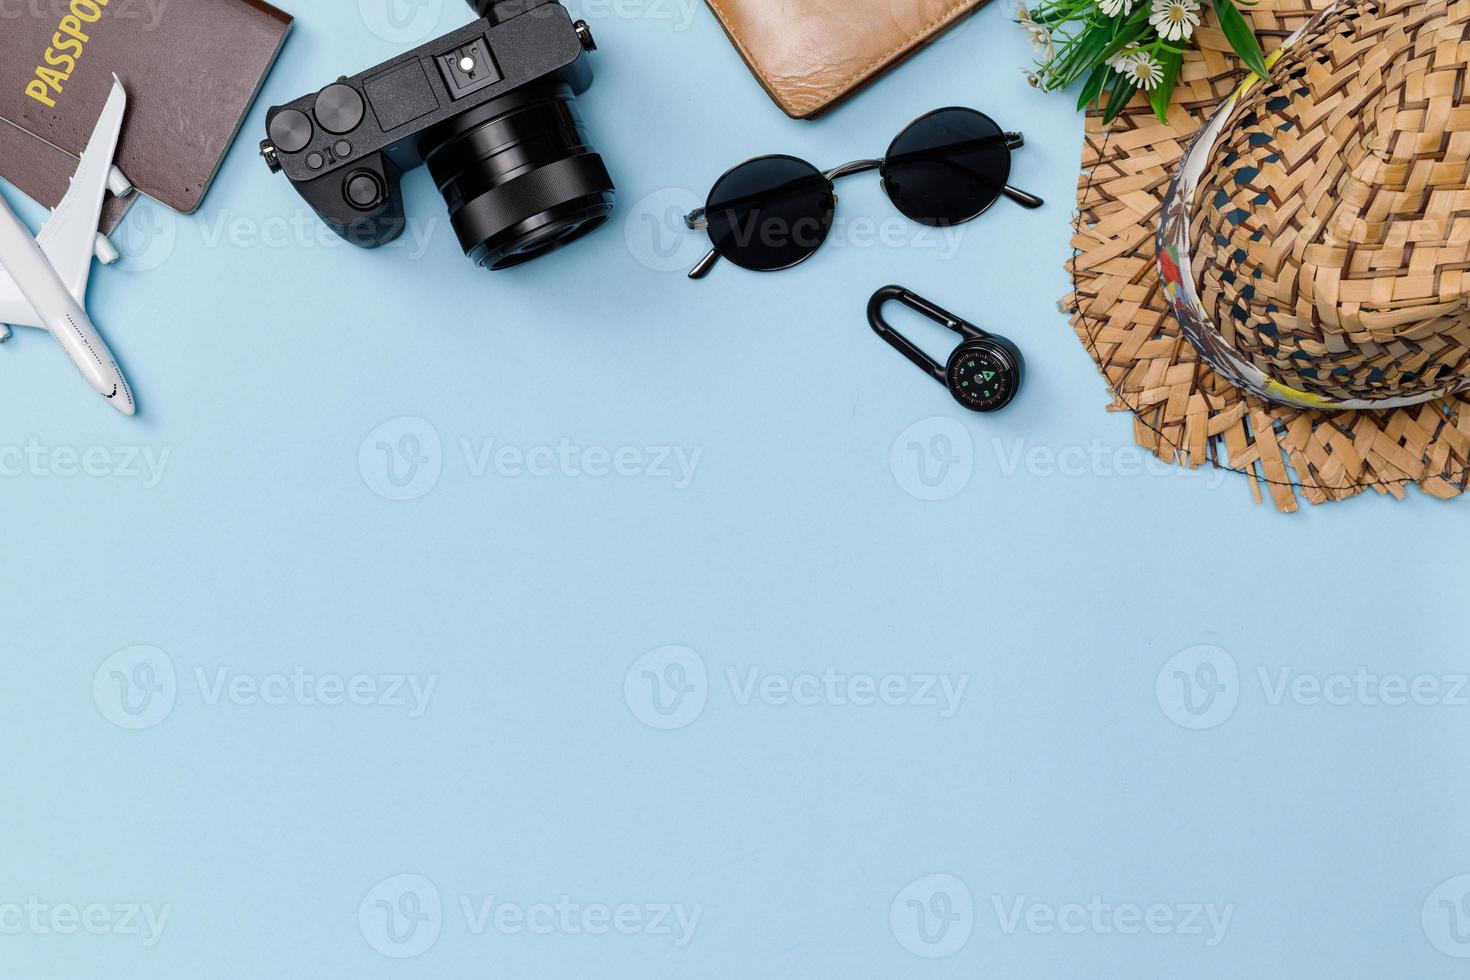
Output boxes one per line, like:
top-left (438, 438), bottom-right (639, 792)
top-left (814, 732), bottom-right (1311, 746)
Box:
top-left (948, 342), bottom-right (1019, 412)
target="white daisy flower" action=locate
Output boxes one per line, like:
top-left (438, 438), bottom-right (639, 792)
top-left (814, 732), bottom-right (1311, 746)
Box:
top-left (1122, 51), bottom-right (1164, 89)
top-left (1015, 1), bottom-right (1030, 20)
top-left (1021, 18), bottom-right (1056, 60)
top-left (1106, 42), bottom-right (1140, 72)
top-left (1098, 0), bottom-right (1134, 17)
top-left (1021, 67), bottom-right (1044, 88)
top-left (1149, 0), bottom-right (1200, 41)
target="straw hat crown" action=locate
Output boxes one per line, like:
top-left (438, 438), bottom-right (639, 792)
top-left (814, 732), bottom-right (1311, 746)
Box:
top-left (1180, 0), bottom-right (1470, 405)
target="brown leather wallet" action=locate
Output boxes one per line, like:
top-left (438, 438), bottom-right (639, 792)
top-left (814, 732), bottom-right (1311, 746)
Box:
top-left (706, 0), bottom-right (988, 118)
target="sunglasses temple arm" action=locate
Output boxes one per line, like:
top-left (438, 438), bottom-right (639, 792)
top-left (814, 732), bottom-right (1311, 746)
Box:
top-left (682, 205), bottom-right (720, 278)
top-left (689, 248), bottom-right (722, 280)
top-left (1001, 131), bottom-right (1042, 208)
top-left (1003, 185), bottom-right (1044, 209)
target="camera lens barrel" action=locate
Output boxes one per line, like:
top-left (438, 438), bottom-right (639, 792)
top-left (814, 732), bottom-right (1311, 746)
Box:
top-left (423, 81), bottom-right (615, 269)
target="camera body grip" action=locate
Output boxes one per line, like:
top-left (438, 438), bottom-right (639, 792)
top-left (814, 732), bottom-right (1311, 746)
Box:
top-left (288, 151), bottom-right (407, 249)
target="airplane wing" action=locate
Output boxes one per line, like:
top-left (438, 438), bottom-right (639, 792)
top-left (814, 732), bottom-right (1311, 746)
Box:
top-left (0, 261), bottom-right (41, 332)
top-left (34, 75), bottom-right (126, 305)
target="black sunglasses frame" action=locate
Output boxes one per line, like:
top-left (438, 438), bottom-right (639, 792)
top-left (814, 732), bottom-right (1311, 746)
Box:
top-left (683, 107), bottom-right (1044, 280)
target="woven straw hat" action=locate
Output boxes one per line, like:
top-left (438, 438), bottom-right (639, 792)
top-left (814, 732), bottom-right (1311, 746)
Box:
top-left (1068, 0), bottom-right (1470, 510)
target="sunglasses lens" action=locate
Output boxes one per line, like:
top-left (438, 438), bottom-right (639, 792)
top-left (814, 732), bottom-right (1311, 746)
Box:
top-left (882, 108), bottom-right (1011, 226)
top-left (705, 156), bottom-right (835, 272)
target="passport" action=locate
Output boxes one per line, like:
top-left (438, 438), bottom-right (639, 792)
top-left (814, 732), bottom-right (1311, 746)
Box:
top-left (0, 0), bottom-right (293, 232)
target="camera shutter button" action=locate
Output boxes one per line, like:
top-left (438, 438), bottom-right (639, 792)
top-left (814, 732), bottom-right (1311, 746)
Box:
top-left (345, 171), bottom-right (384, 210)
top-left (315, 83), bottom-right (365, 134)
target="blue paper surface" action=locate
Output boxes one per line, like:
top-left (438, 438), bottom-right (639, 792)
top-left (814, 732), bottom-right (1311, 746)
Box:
top-left (2, 1), bottom-right (1468, 976)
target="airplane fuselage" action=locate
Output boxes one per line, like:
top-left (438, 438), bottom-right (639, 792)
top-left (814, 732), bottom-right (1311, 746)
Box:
top-left (0, 191), bottom-right (134, 415)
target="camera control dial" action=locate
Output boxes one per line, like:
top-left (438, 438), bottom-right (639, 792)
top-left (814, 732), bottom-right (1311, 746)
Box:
top-left (315, 83), bottom-right (366, 135)
top-left (268, 109), bottom-right (313, 153)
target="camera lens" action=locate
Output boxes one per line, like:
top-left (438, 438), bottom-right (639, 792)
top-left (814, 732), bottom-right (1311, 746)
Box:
top-left (422, 80), bottom-right (615, 270)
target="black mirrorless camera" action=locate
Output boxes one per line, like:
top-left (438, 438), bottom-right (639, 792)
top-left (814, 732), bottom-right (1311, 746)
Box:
top-left (261, 0), bottom-right (614, 269)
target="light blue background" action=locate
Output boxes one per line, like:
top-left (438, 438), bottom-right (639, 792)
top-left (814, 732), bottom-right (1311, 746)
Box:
top-left (3, 0), bottom-right (1469, 977)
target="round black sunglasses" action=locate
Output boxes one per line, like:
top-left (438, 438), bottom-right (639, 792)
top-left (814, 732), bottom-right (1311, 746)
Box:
top-left (683, 107), bottom-right (1043, 279)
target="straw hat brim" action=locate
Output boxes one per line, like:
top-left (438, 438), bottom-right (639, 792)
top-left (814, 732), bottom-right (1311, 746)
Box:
top-left (1066, 0), bottom-right (1470, 511)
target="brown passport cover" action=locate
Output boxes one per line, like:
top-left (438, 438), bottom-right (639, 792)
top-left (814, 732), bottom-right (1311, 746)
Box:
top-left (0, 0), bottom-right (292, 232)
top-left (707, 0), bottom-right (987, 118)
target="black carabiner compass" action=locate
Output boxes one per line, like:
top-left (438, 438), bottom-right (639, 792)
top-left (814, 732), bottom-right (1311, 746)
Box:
top-left (868, 286), bottom-right (1024, 412)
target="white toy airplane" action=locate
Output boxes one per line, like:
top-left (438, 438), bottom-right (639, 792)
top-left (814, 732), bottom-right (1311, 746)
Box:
top-left (0, 75), bottom-right (137, 416)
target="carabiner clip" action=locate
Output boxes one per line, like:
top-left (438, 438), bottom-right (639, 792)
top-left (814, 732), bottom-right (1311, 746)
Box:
top-left (868, 285), bottom-right (1024, 413)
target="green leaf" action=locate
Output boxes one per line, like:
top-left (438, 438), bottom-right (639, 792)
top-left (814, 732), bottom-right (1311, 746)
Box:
top-left (1045, 18), bottom-right (1102, 89)
top-left (1096, 19), bottom-right (1146, 65)
top-left (1214, 0), bottom-right (1270, 78)
top-left (1076, 63), bottom-right (1109, 111)
top-left (1101, 75), bottom-right (1138, 125)
top-left (1148, 50), bottom-right (1182, 122)
top-left (1029, 5), bottom-right (1076, 26)
top-left (1051, 24), bottom-right (1114, 87)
